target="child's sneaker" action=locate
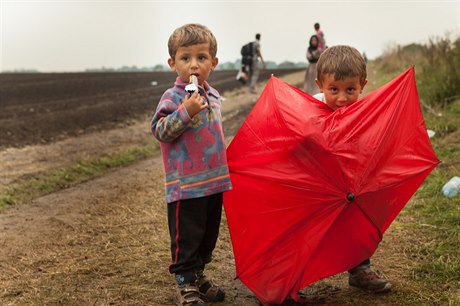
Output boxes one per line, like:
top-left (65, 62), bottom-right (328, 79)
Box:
top-left (175, 282), bottom-right (205, 306)
top-left (196, 272), bottom-right (225, 302)
top-left (348, 266), bottom-right (392, 293)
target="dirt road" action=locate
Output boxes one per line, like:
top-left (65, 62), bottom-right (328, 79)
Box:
top-left (0, 72), bottom-right (423, 305)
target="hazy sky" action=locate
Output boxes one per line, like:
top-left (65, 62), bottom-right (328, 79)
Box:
top-left (1, 0), bottom-right (459, 72)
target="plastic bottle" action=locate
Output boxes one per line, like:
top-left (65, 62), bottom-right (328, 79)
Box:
top-left (441, 176), bottom-right (460, 198)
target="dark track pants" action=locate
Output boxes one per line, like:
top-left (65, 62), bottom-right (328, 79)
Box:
top-left (349, 258), bottom-right (371, 272)
top-left (167, 193), bottom-right (223, 283)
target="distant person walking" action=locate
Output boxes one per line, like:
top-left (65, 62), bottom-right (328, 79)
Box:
top-left (249, 33), bottom-right (266, 94)
top-left (314, 22), bottom-right (326, 52)
top-left (304, 34), bottom-right (322, 95)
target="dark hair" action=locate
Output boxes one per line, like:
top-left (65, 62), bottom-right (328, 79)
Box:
top-left (316, 45), bottom-right (367, 86)
top-left (314, 23), bottom-right (320, 30)
top-left (255, 33), bottom-right (261, 40)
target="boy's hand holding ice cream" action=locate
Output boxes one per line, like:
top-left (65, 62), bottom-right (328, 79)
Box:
top-left (183, 75), bottom-right (209, 117)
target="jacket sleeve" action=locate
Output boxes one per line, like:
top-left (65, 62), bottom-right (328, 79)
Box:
top-left (150, 92), bottom-right (191, 143)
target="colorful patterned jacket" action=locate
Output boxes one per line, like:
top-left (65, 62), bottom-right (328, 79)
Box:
top-left (151, 77), bottom-right (232, 203)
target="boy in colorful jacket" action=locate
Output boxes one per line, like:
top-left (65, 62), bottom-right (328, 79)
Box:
top-left (151, 23), bottom-right (232, 305)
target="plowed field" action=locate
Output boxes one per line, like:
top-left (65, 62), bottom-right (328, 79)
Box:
top-left (0, 69), bottom-right (298, 148)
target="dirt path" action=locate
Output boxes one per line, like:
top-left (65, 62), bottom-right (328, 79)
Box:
top-left (0, 72), bottom-right (420, 305)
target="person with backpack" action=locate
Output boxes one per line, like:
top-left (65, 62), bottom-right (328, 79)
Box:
top-left (237, 42), bottom-right (253, 85)
top-left (245, 33), bottom-right (265, 93)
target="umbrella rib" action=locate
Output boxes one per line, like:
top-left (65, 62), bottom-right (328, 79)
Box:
top-left (229, 170), bottom-right (317, 193)
top-left (355, 71), bottom-right (412, 191)
top-left (242, 121), bottom-right (277, 154)
top-left (353, 201), bottom-right (383, 241)
top-left (271, 87), bottom-right (348, 193)
top-left (240, 92), bottom-right (337, 189)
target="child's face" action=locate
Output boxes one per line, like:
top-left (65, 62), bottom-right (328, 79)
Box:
top-left (168, 43), bottom-right (218, 86)
top-left (315, 74), bottom-right (367, 111)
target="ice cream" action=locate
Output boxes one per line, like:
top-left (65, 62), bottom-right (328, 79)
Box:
top-left (185, 75), bottom-right (199, 95)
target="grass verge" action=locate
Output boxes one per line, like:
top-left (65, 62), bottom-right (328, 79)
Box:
top-left (401, 98), bottom-right (460, 305)
top-left (0, 143), bottom-right (159, 209)
top-left (365, 59), bottom-right (459, 304)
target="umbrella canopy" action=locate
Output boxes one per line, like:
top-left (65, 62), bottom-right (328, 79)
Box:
top-left (223, 67), bottom-right (439, 305)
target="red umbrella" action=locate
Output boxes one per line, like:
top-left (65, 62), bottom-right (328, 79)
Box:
top-left (223, 67), bottom-right (439, 305)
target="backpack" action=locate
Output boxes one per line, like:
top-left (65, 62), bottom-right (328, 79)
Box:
top-left (240, 42), bottom-right (254, 66)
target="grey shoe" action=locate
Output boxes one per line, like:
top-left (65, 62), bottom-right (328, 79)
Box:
top-left (175, 282), bottom-right (205, 306)
top-left (348, 266), bottom-right (392, 293)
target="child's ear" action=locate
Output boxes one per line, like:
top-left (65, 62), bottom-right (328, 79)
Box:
top-left (167, 58), bottom-right (176, 72)
top-left (315, 79), bottom-right (323, 92)
top-left (360, 79), bottom-right (368, 93)
top-left (210, 57), bottom-right (219, 71)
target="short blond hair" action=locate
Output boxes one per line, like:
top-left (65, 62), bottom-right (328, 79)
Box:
top-left (316, 45), bottom-right (367, 86)
top-left (167, 23), bottom-right (217, 60)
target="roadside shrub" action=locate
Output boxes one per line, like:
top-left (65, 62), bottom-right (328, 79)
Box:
top-left (375, 43), bottom-right (427, 74)
top-left (418, 36), bottom-right (460, 107)
top-left (373, 35), bottom-right (460, 107)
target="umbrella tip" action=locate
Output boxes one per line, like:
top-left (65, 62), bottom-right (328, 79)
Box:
top-left (346, 192), bottom-right (355, 202)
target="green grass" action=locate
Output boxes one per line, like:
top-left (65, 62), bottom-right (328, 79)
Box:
top-left (0, 143), bottom-right (159, 209)
top-left (401, 98), bottom-right (460, 304)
